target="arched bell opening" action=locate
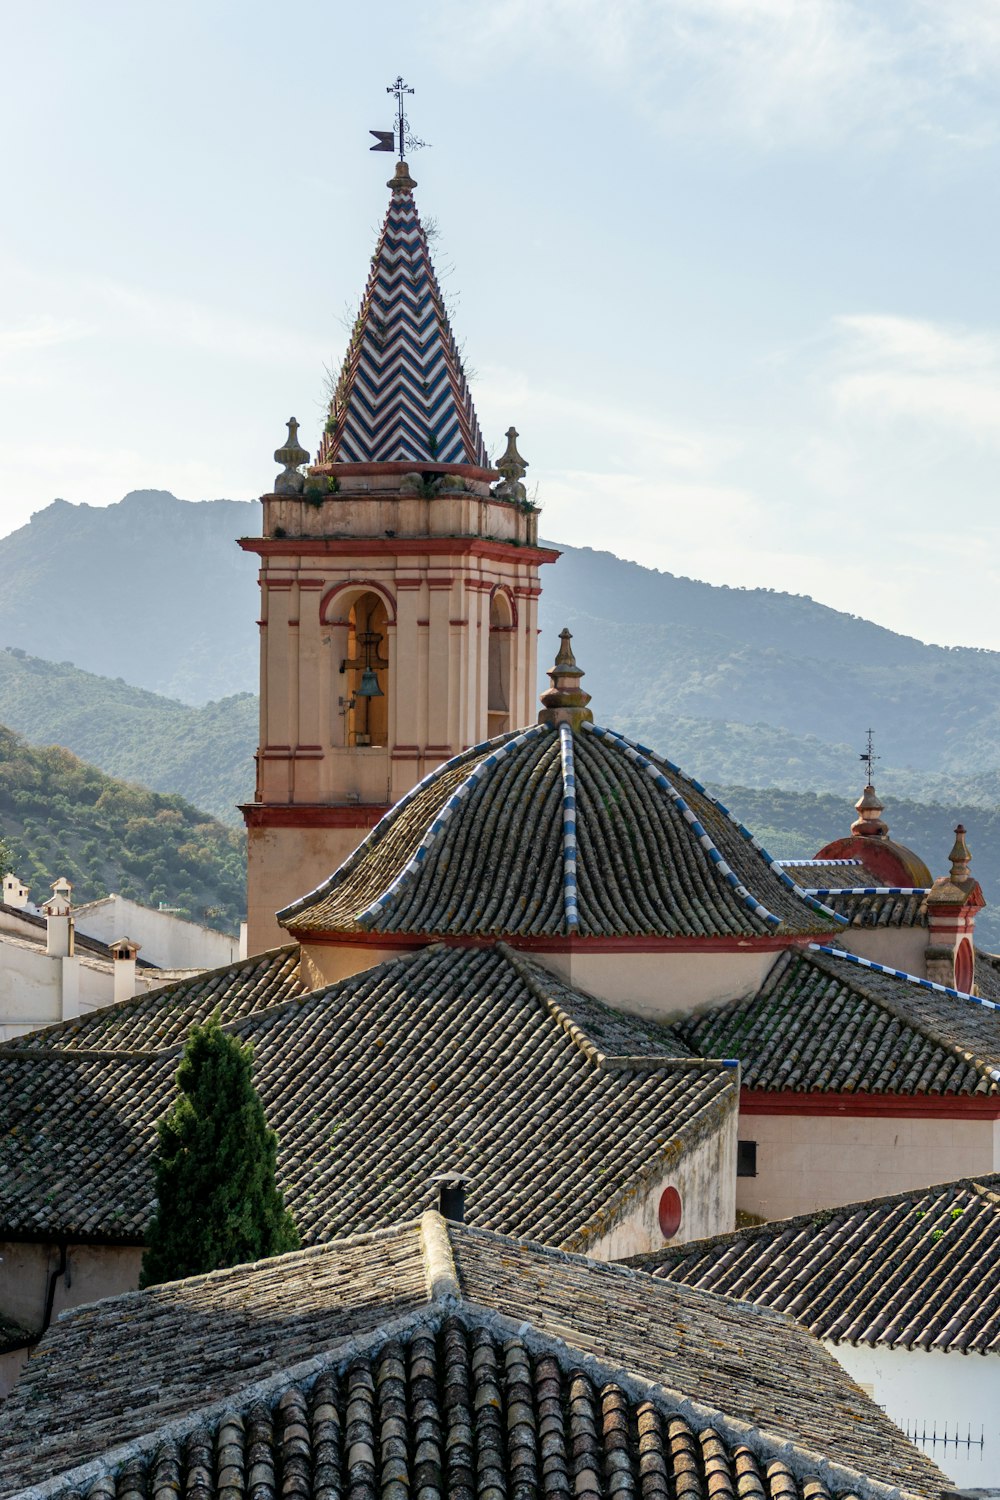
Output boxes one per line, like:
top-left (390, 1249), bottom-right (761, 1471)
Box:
top-left (488, 589), bottom-right (514, 736)
top-left (343, 592), bottom-right (389, 747)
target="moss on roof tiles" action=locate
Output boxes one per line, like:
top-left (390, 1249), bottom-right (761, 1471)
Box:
top-left (281, 726), bottom-right (839, 940)
top-left (0, 944), bottom-right (732, 1248)
top-left (642, 1173), bottom-right (1000, 1354)
top-left (676, 948), bottom-right (1000, 1095)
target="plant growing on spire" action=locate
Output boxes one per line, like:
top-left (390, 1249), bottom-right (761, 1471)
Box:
top-left (140, 1011), bottom-right (299, 1287)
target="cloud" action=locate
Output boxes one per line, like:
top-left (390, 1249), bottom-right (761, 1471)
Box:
top-left (433, 0), bottom-right (1000, 148)
top-left (0, 316), bottom-right (92, 356)
top-left (830, 312), bottom-right (1000, 446)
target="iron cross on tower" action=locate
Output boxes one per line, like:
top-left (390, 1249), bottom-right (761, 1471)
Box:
top-left (370, 77), bottom-right (428, 159)
top-left (860, 728), bottom-right (880, 787)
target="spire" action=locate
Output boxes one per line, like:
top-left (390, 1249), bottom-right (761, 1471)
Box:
top-left (315, 170), bottom-right (488, 471)
top-left (538, 629), bottom-right (593, 729)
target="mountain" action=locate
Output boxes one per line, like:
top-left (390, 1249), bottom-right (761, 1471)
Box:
top-left (0, 649), bottom-right (255, 826)
top-left (0, 492), bottom-right (259, 702)
top-left (3, 493), bottom-right (1000, 787)
top-left (0, 725), bottom-right (245, 933)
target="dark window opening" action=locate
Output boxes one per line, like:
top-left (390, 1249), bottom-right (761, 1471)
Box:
top-left (737, 1140), bottom-right (758, 1178)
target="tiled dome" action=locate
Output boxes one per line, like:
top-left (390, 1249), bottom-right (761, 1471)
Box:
top-left (280, 638), bottom-right (843, 943)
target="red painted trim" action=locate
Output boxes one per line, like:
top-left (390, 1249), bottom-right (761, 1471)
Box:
top-left (396, 578), bottom-right (422, 589)
top-left (449, 619), bottom-right (468, 627)
top-left (740, 1088), bottom-right (1000, 1119)
top-left (240, 538), bottom-right (560, 566)
top-left (319, 579), bottom-right (397, 626)
top-left (290, 930), bottom-right (809, 953)
top-left (266, 579), bottom-right (294, 590)
top-left (241, 803), bottom-right (389, 830)
top-left (297, 579), bottom-right (324, 589)
top-left (489, 582), bottom-right (518, 627)
top-left (427, 577), bottom-right (454, 589)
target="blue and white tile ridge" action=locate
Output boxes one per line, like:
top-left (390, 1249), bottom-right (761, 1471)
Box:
top-left (558, 723), bottom-right (580, 933)
top-left (806, 887), bottom-right (931, 898)
top-left (585, 724), bottom-right (848, 929)
top-left (277, 727), bottom-right (535, 923)
top-left (356, 724), bottom-right (552, 928)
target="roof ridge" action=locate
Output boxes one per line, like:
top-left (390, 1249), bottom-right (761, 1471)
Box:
top-left (558, 722), bottom-right (580, 933)
top-left (419, 1210), bottom-right (461, 1302)
top-left (277, 731), bottom-right (522, 927)
top-left (587, 724), bottom-right (849, 931)
top-left (632, 1173), bottom-right (1000, 1273)
top-left (354, 724), bottom-right (551, 929)
top-left (0, 945), bottom-right (301, 1054)
top-left (805, 944), bottom-right (1000, 1089)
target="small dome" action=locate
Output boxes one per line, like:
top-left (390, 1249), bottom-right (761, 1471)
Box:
top-left (280, 718), bottom-right (842, 942)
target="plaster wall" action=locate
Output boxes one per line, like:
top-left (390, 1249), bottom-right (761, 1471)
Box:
top-left (0, 941), bottom-right (62, 1036)
top-left (301, 942), bottom-right (412, 990)
top-left (835, 927), bottom-right (928, 975)
top-left (0, 1240), bottom-right (143, 1398)
top-left (587, 1094), bottom-right (737, 1259)
top-left (247, 824), bottom-right (372, 953)
top-left (829, 1342), bottom-right (1000, 1489)
top-left (534, 948), bottom-right (780, 1022)
top-left (737, 1111), bottom-right (999, 1222)
top-left (73, 896), bottom-right (239, 970)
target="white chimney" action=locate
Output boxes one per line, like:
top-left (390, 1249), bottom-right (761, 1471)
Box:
top-left (109, 936), bottom-right (140, 1005)
top-left (2, 873), bottom-right (31, 910)
top-left (42, 878), bottom-right (74, 958)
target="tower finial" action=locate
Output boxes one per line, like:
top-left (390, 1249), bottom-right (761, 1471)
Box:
top-left (493, 427), bottom-right (528, 501)
top-left (538, 629), bottom-right (593, 729)
top-left (860, 728), bottom-right (880, 789)
top-left (273, 418), bottom-right (308, 495)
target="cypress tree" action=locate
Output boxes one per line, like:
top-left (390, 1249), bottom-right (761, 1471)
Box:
top-left (140, 1011), bottom-right (299, 1287)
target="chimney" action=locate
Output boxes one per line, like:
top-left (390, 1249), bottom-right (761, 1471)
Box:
top-left (109, 936), bottom-right (141, 1005)
top-left (924, 826), bottom-right (984, 992)
top-left (42, 878), bottom-right (74, 958)
top-left (2, 872), bottom-right (31, 910)
top-left (433, 1174), bottom-right (467, 1224)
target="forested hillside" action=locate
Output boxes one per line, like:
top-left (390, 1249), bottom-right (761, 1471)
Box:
top-left (0, 649), bottom-right (255, 825)
top-left (0, 726), bottom-right (245, 933)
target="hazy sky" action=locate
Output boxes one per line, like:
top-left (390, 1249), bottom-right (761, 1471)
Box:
top-left (2, 1), bottom-right (999, 648)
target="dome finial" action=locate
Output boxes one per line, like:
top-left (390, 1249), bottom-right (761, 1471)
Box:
top-left (949, 824), bottom-right (972, 884)
top-left (388, 159), bottom-right (417, 194)
top-left (538, 629), bottom-right (593, 729)
top-left (851, 730), bottom-right (887, 837)
top-left (492, 426), bottom-right (528, 500)
top-left (274, 417), bottom-right (309, 494)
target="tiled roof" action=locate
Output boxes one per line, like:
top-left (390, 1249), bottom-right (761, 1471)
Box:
top-left (314, 165), bottom-right (488, 469)
top-left (815, 891), bottom-right (927, 929)
top-left (1, 945), bottom-right (306, 1054)
top-left (280, 725), bottom-right (840, 940)
top-left (0, 943), bottom-right (731, 1249)
top-left (0, 1215), bottom-right (945, 1500)
top-left (639, 1174), bottom-right (1000, 1353)
top-left (675, 947), bottom-right (1000, 1094)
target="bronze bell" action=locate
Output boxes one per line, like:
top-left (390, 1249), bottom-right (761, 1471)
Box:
top-left (355, 667), bottom-right (383, 698)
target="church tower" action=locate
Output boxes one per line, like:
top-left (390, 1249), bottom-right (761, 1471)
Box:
top-left (240, 157), bottom-right (558, 950)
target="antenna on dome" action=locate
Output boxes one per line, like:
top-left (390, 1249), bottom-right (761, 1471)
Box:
top-left (860, 728), bottom-right (880, 787)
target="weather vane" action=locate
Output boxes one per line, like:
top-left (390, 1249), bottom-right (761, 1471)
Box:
top-left (860, 728), bottom-right (880, 787)
top-left (369, 76), bottom-right (428, 160)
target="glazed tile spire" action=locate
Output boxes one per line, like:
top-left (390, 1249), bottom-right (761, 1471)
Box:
top-left (316, 160), bottom-right (488, 469)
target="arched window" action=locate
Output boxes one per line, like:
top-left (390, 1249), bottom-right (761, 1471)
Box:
top-left (344, 592), bottom-right (389, 747)
top-left (488, 590), bottom-right (513, 736)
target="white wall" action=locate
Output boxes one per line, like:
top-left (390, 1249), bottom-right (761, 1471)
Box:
top-left (831, 1342), bottom-right (1000, 1489)
top-left (531, 948), bottom-right (780, 1022)
top-left (586, 1101), bottom-right (737, 1258)
top-left (74, 895), bottom-right (239, 971)
top-left (737, 1111), bottom-right (1000, 1221)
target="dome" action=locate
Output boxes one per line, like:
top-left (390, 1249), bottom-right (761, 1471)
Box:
top-left (279, 638), bottom-right (843, 944)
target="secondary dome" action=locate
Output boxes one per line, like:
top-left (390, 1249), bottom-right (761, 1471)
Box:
top-left (280, 635), bottom-right (843, 943)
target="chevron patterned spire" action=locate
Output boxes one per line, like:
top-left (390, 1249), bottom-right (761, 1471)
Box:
top-left (316, 161), bottom-right (489, 470)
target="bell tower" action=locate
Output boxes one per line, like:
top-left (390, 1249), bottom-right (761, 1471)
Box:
top-left (240, 158), bottom-right (558, 950)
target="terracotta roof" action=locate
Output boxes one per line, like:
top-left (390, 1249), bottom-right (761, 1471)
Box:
top-left (280, 725), bottom-right (841, 940)
top-left (675, 947), bottom-right (1000, 1094)
top-left (0, 1215), bottom-right (945, 1500)
top-left (314, 163), bottom-right (488, 469)
top-left (1, 945), bottom-right (306, 1054)
top-left (816, 891), bottom-right (927, 929)
top-left (0, 943), bottom-right (732, 1250)
top-left (638, 1174), bottom-right (1000, 1354)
